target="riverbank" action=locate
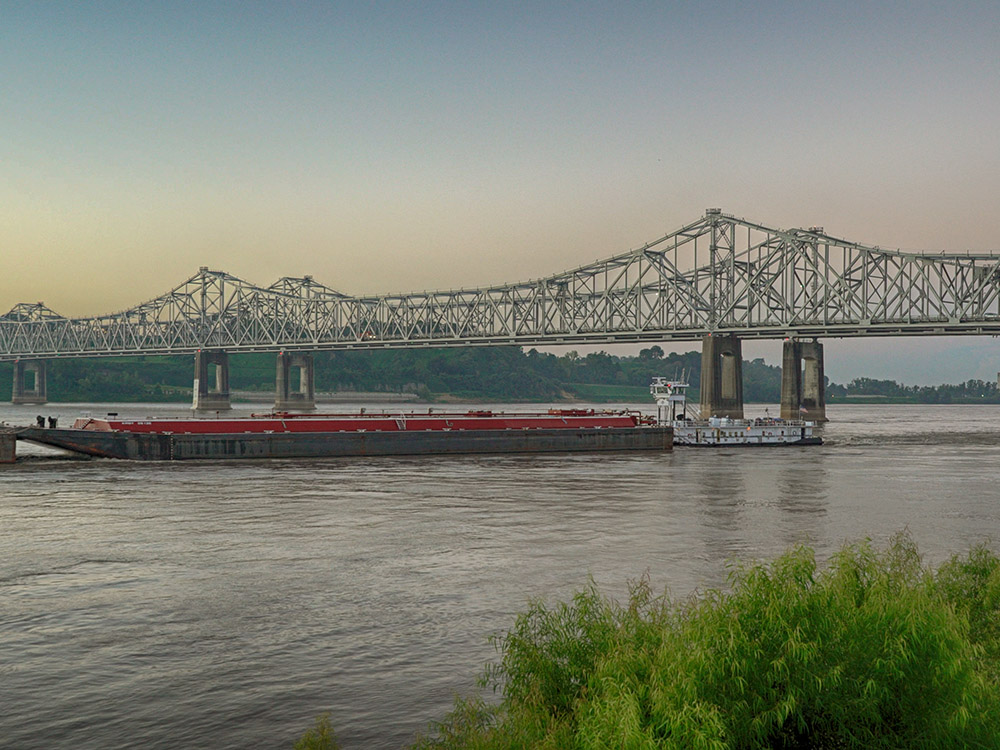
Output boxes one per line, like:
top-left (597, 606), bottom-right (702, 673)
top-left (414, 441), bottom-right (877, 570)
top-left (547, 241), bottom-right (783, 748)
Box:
top-left (408, 534), bottom-right (1000, 748)
top-left (828, 395), bottom-right (1000, 405)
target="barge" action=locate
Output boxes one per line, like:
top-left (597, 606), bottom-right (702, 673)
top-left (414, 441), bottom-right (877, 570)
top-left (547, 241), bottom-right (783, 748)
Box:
top-left (16, 409), bottom-right (672, 461)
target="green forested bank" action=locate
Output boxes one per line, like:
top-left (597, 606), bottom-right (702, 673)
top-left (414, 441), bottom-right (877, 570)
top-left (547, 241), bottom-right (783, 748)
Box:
top-left (0, 347), bottom-right (716, 403)
top-left (1, 348), bottom-right (997, 404)
top-left (827, 376), bottom-right (1000, 404)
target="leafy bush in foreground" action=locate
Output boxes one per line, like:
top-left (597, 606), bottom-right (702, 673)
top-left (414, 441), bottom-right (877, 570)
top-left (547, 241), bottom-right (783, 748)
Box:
top-left (413, 534), bottom-right (1000, 749)
top-left (294, 713), bottom-right (340, 750)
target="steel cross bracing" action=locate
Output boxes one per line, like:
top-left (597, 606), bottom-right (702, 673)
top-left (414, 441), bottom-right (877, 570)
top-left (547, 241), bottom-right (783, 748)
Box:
top-left (4, 210), bottom-right (1000, 361)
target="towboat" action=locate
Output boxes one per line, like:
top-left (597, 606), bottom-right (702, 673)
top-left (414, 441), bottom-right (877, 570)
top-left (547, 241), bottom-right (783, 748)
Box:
top-left (16, 408), bottom-right (672, 460)
top-left (650, 377), bottom-right (821, 447)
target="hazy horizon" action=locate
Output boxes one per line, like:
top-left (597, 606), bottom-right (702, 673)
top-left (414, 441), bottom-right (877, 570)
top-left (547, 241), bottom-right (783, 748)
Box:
top-left (5, 1), bottom-right (999, 384)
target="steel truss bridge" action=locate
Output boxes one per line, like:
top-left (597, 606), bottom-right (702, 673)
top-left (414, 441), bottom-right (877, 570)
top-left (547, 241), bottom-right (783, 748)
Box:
top-left (4, 208), bottom-right (1000, 362)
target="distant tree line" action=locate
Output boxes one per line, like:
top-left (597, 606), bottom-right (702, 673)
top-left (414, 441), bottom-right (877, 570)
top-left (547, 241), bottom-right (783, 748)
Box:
top-left (0, 349), bottom-right (996, 404)
top-left (829, 377), bottom-right (1000, 403)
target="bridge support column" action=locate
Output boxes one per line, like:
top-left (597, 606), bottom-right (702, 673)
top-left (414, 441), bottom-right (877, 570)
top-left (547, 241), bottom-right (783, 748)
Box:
top-left (275, 352), bottom-right (316, 411)
top-left (700, 334), bottom-right (743, 419)
top-left (1, 429), bottom-right (15, 464)
top-left (780, 339), bottom-right (827, 422)
top-left (12, 360), bottom-right (48, 405)
top-left (192, 350), bottom-right (231, 411)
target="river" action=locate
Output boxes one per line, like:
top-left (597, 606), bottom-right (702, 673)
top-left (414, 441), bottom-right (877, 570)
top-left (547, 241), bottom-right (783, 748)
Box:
top-left (2, 401), bottom-right (999, 748)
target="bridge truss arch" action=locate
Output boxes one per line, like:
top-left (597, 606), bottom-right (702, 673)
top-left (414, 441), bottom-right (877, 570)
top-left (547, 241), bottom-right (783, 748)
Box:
top-left (3, 210), bottom-right (1000, 361)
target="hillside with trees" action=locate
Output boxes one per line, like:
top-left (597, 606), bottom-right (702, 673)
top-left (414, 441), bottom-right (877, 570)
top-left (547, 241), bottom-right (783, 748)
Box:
top-left (0, 348), bottom-right (996, 404)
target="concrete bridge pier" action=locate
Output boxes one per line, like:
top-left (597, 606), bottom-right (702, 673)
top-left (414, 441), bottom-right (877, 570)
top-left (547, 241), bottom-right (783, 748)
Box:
top-left (780, 339), bottom-right (827, 422)
top-left (192, 350), bottom-right (232, 411)
top-left (12, 360), bottom-right (48, 405)
top-left (275, 352), bottom-right (316, 411)
top-left (1, 429), bottom-right (15, 463)
top-left (700, 334), bottom-right (744, 419)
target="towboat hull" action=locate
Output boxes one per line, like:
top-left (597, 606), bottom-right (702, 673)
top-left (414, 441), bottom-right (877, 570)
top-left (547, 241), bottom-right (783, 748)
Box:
top-left (19, 425), bottom-right (673, 461)
top-left (672, 422), bottom-right (821, 447)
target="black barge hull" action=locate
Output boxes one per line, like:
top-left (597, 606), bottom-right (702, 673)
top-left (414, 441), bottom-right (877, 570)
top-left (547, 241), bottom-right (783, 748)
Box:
top-left (18, 426), bottom-right (673, 461)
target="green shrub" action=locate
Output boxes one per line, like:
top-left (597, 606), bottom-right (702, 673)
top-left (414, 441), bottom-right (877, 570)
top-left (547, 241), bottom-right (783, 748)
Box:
top-left (294, 713), bottom-right (340, 750)
top-left (935, 542), bottom-right (1000, 682)
top-left (415, 534), bottom-right (1000, 749)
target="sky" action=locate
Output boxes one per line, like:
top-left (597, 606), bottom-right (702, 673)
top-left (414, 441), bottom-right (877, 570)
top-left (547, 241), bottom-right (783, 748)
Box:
top-left (3, 1), bottom-right (1000, 384)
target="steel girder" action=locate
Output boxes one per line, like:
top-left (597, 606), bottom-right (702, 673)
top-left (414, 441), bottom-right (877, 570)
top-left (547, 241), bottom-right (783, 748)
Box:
top-left (3, 210), bottom-right (1000, 361)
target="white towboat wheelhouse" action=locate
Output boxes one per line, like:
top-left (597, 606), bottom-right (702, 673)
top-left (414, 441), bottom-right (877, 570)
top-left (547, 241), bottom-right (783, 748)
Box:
top-left (650, 377), bottom-right (694, 424)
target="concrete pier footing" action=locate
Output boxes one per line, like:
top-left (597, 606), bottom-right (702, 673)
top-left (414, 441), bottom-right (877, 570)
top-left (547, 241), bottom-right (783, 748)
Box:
top-left (1, 430), bottom-right (15, 463)
top-left (12, 360), bottom-right (48, 405)
top-left (274, 352), bottom-right (316, 411)
top-left (700, 334), bottom-right (744, 419)
top-left (780, 339), bottom-right (827, 422)
top-left (192, 350), bottom-right (232, 411)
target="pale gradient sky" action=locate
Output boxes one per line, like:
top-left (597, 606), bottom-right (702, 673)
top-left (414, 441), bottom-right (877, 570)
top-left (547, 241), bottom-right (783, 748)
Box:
top-left (3, 1), bottom-right (1000, 384)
